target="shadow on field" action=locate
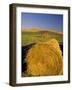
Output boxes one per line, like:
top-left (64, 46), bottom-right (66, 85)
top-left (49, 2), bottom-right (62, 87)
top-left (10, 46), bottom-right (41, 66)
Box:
top-left (22, 43), bottom-right (35, 73)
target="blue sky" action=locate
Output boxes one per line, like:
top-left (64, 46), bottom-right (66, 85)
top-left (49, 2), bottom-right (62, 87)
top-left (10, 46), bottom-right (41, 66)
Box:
top-left (21, 13), bottom-right (63, 32)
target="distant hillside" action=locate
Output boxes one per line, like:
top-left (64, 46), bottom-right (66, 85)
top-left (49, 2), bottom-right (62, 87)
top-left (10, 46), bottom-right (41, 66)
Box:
top-left (47, 29), bottom-right (63, 35)
top-left (39, 30), bottom-right (63, 35)
top-left (22, 28), bottom-right (42, 32)
top-left (22, 28), bottom-right (63, 35)
top-left (22, 28), bottom-right (63, 46)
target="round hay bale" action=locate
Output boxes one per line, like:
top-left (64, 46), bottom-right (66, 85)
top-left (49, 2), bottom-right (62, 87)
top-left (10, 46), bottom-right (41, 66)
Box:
top-left (25, 39), bottom-right (63, 76)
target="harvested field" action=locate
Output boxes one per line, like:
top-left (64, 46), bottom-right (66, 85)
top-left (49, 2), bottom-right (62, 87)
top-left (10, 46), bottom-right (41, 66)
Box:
top-left (22, 30), bottom-right (63, 46)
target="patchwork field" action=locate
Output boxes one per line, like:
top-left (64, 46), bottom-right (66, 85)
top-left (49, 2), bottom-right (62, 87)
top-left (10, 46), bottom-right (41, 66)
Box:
top-left (21, 29), bottom-right (63, 46)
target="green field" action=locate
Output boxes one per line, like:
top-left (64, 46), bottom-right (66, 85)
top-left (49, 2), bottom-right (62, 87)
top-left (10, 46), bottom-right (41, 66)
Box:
top-left (21, 31), bottom-right (63, 46)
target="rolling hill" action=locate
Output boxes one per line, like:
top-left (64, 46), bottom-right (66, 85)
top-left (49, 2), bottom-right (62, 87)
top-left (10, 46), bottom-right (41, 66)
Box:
top-left (21, 28), bottom-right (63, 46)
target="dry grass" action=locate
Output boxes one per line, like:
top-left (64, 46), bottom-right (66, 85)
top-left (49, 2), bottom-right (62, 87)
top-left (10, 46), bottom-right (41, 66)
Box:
top-left (25, 39), bottom-right (63, 76)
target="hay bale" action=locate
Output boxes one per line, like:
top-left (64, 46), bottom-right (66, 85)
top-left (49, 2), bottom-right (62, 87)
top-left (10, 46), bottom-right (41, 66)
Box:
top-left (25, 39), bottom-right (63, 76)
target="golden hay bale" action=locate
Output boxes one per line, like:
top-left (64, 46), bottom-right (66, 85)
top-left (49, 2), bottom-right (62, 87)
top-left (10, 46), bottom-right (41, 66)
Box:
top-left (25, 39), bottom-right (63, 76)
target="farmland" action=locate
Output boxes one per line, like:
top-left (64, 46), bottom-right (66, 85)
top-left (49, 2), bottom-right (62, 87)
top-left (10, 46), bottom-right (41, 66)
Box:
top-left (21, 29), bottom-right (63, 76)
top-left (21, 29), bottom-right (63, 46)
